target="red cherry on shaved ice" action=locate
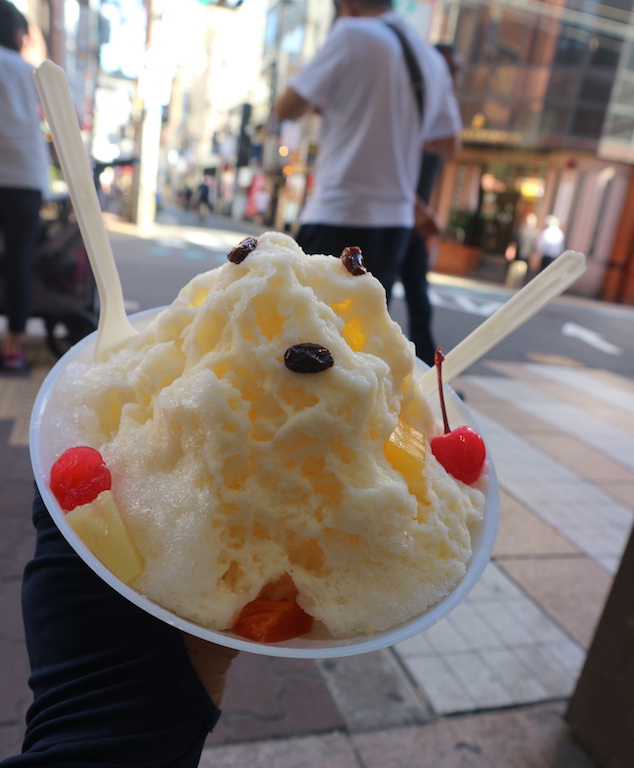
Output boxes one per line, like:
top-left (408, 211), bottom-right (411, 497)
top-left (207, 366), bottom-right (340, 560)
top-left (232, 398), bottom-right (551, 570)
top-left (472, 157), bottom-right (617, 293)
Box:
top-left (430, 349), bottom-right (486, 485)
top-left (50, 447), bottom-right (112, 511)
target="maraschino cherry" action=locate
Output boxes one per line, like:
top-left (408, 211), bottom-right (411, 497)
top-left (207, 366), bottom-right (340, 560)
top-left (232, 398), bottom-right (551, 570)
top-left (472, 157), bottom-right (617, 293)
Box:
top-left (430, 349), bottom-right (486, 485)
top-left (50, 446), bottom-right (112, 511)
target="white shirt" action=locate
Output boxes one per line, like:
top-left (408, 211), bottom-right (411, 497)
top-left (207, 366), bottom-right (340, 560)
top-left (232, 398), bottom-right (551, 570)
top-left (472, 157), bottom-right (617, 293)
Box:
top-left (0, 46), bottom-right (50, 194)
top-left (291, 12), bottom-right (461, 227)
top-left (537, 225), bottom-right (565, 258)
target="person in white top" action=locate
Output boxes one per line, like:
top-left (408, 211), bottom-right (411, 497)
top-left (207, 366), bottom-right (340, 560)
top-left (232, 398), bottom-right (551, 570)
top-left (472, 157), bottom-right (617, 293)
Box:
top-left (0, 0), bottom-right (50, 371)
top-left (537, 215), bottom-right (566, 272)
top-left (275, 0), bottom-right (461, 301)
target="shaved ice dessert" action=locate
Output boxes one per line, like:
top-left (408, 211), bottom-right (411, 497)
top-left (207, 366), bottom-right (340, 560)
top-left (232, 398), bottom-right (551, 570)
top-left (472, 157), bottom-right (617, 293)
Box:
top-left (44, 232), bottom-right (487, 641)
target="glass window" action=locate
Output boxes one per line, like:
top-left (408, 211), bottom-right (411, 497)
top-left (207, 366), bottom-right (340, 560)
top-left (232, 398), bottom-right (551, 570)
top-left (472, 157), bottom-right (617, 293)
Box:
top-left (554, 33), bottom-right (589, 66)
top-left (547, 68), bottom-right (581, 100)
top-left (570, 107), bottom-right (606, 138)
top-left (590, 36), bottom-right (621, 68)
top-left (514, 102), bottom-right (543, 134)
top-left (540, 105), bottom-right (573, 134)
top-left (603, 112), bottom-right (634, 141)
top-left (612, 75), bottom-right (634, 105)
top-left (580, 71), bottom-right (616, 104)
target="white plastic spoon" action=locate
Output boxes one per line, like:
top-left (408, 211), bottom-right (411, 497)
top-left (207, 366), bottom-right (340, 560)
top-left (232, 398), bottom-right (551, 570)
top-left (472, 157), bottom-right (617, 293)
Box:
top-left (419, 249), bottom-right (587, 396)
top-left (34, 60), bottom-right (137, 360)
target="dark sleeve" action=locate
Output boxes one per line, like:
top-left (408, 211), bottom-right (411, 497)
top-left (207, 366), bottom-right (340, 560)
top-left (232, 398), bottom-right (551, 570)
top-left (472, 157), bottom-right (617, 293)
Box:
top-left (1, 487), bottom-right (219, 768)
top-left (416, 152), bottom-right (444, 204)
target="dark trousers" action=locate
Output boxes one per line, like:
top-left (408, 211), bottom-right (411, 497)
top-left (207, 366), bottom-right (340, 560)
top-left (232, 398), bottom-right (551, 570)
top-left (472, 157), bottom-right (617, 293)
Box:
top-left (400, 230), bottom-right (435, 366)
top-left (295, 223), bottom-right (412, 303)
top-left (0, 490), bottom-right (219, 767)
top-left (0, 188), bottom-right (42, 334)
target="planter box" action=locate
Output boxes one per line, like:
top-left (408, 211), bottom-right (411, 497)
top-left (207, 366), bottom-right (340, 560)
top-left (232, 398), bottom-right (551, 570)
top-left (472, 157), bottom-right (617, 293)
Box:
top-left (433, 242), bottom-right (481, 276)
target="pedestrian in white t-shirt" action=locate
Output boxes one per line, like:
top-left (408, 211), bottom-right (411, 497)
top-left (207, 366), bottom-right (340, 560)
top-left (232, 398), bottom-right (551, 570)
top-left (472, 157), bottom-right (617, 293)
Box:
top-left (275, 0), bottom-right (461, 302)
top-left (0, 0), bottom-right (50, 371)
top-left (537, 215), bottom-right (566, 272)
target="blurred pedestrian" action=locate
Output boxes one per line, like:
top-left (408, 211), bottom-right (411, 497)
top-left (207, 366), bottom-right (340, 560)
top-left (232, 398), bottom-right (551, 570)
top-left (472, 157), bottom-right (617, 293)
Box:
top-left (504, 212), bottom-right (538, 288)
top-left (196, 176), bottom-right (211, 220)
top-left (0, 0), bottom-right (50, 372)
top-left (400, 42), bottom-right (462, 366)
top-left (275, 0), bottom-right (461, 304)
top-left (506, 212), bottom-right (538, 264)
top-left (537, 215), bottom-right (565, 272)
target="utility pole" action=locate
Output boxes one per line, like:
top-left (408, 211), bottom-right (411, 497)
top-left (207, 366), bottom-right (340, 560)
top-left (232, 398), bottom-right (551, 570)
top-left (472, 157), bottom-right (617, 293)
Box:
top-left (136, 0), bottom-right (170, 231)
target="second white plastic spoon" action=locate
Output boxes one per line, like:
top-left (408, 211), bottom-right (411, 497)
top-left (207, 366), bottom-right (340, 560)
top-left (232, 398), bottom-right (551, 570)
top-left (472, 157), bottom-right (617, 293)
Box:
top-left (34, 60), bottom-right (137, 360)
top-left (419, 249), bottom-right (587, 395)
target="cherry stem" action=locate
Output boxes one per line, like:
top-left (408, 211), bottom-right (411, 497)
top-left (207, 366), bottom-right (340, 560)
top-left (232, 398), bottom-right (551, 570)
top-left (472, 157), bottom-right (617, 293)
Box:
top-left (434, 348), bottom-right (451, 435)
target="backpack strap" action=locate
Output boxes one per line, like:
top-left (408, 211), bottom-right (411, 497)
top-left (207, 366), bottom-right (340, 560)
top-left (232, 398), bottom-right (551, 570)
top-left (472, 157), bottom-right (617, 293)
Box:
top-left (383, 20), bottom-right (426, 124)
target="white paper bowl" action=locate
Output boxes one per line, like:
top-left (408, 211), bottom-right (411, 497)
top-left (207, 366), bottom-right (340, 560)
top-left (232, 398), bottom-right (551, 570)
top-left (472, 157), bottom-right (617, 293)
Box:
top-left (30, 308), bottom-right (499, 658)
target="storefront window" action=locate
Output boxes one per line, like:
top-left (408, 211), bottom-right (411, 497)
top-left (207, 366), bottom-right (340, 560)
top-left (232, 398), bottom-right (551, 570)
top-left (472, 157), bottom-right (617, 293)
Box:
top-left (571, 107), bottom-right (606, 138)
top-left (554, 33), bottom-right (589, 66)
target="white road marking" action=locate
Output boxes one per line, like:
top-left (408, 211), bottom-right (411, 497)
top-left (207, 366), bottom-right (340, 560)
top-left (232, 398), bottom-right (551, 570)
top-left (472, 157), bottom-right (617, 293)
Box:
top-left (561, 322), bottom-right (622, 355)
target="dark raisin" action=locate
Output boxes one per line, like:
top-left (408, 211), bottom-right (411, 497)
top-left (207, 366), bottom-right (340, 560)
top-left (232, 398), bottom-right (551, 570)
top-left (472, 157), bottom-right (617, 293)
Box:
top-left (228, 236), bottom-right (258, 264)
top-left (340, 246), bottom-right (367, 276)
top-left (284, 343), bottom-right (334, 373)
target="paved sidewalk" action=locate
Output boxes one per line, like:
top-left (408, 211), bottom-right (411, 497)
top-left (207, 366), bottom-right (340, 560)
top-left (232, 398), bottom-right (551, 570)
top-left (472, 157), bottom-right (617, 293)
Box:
top-left (1, 238), bottom-right (632, 764)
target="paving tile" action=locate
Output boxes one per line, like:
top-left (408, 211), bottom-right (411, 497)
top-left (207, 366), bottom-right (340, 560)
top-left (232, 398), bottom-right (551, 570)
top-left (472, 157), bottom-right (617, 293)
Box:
top-left (502, 597), bottom-right (573, 645)
top-left (469, 376), bottom-right (634, 473)
top-left (315, 650), bottom-right (428, 732)
top-left (471, 400), bottom-right (553, 434)
top-left (352, 703), bottom-right (596, 768)
top-left (9, 366), bottom-right (49, 447)
top-left (525, 364), bottom-right (634, 417)
top-left (595, 479), bottom-right (634, 509)
top-left (0, 723), bottom-right (23, 763)
top-left (394, 630), bottom-right (437, 658)
top-left (201, 732), bottom-right (360, 768)
top-left (589, 368), bottom-right (634, 396)
top-left (522, 432), bottom-right (634, 485)
top-left (467, 561), bottom-right (526, 602)
top-left (439, 602), bottom-right (502, 651)
top-left (472, 411), bottom-right (633, 564)
top-left (470, 599), bottom-right (536, 646)
top-left (423, 614), bottom-right (472, 653)
top-left (594, 555), bottom-right (621, 574)
top-left (0, 633), bottom-right (31, 725)
top-left (478, 648), bottom-right (549, 704)
top-left (405, 655), bottom-right (474, 715)
top-left (442, 652), bottom-right (513, 709)
top-left (548, 641), bottom-right (586, 679)
top-left (499, 557), bottom-right (612, 649)
top-left (512, 645), bottom-right (577, 698)
top-left (494, 490), bottom-right (578, 558)
top-left (206, 654), bottom-right (343, 746)
top-left (0, 580), bottom-right (26, 642)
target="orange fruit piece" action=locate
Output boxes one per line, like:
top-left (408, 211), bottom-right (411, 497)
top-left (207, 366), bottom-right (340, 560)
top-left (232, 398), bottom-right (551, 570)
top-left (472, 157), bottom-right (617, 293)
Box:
top-left (233, 598), bottom-right (313, 643)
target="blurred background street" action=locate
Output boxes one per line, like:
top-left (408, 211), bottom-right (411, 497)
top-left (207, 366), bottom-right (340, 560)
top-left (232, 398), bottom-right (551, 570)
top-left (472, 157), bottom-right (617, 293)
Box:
top-left (2, 0), bottom-right (634, 764)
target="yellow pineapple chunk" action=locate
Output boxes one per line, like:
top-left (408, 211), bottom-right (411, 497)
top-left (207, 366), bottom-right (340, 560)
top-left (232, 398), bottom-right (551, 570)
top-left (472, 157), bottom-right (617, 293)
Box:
top-left (65, 491), bottom-right (145, 585)
top-left (384, 420), bottom-right (428, 508)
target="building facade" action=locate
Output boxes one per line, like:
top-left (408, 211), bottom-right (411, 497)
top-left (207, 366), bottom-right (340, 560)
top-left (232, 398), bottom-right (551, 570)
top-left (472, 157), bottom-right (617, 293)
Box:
top-left (430, 0), bottom-right (634, 299)
top-left (261, 0), bottom-right (634, 301)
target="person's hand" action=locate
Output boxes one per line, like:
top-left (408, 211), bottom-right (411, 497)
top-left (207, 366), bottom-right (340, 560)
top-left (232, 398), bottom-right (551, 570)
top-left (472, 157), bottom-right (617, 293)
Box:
top-left (414, 197), bottom-right (441, 240)
top-left (505, 243), bottom-right (517, 262)
top-left (181, 633), bottom-right (239, 708)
